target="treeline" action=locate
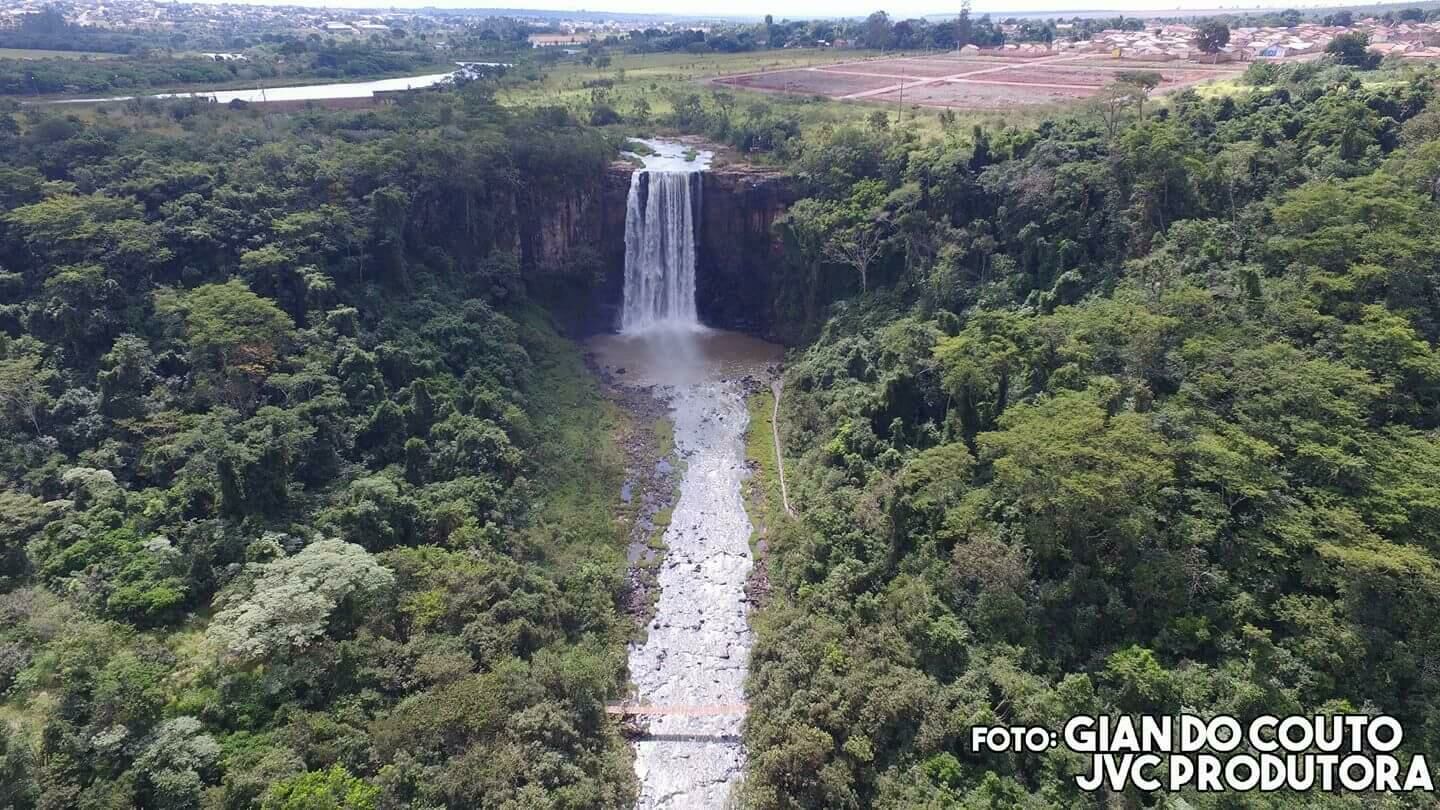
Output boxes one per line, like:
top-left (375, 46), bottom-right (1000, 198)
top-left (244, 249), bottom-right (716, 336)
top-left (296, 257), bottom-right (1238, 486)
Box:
top-left (0, 58), bottom-right (242, 96)
top-left (0, 90), bottom-right (637, 807)
top-left (612, 12), bottom-right (1006, 54)
top-left (740, 54), bottom-right (1440, 807)
top-left (0, 43), bottom-right (445, 96)
top-left (0, 30), bottom-right (158, 55)
top-left (0, 6), bottom-right (158, 54)
top-left (0, 5), bottom-right (450, 97)
top-left (1207, 6), bottom-right (1440, 28)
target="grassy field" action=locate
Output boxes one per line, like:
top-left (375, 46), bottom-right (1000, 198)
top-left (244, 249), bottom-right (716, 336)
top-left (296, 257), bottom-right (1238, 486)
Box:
top-left (1191, 77), bottom-right (1248, 98)
top-left (501, 48), bottom-right (899, 108)
top-left (0, 47), bottom-right (122, 60)
top-left (1193, 73), bottom-right (1409, 99)
top-left (497, 49), bottom-right (1061, 141)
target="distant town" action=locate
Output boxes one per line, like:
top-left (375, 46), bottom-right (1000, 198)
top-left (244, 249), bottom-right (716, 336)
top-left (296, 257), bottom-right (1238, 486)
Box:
top-left (0, 0), bottom-right (1438, 63)
top-left (1052, 19), bottom-right (1440, 60)
top-left (0, 0), bottom-right (715, 43)
top-left (1, 0), bottom-right (1438, 101)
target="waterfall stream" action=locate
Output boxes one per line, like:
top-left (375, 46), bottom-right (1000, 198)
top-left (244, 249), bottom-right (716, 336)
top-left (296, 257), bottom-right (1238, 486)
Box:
top-left (621, 171), bottom-right (700, 331)
top-left (620, 140), bottom-right (707, 334)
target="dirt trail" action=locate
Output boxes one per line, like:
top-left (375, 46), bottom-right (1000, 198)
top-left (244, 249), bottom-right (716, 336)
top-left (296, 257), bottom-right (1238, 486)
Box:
top-left (770, 380), bottom-right (795, 518)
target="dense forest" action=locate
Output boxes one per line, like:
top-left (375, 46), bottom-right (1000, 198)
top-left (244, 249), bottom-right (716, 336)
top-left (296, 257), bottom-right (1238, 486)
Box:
top-left (6, 12), bottom-right (1440, 809)
top-left (0, 90), bottom-right (639, 808)
top-left (739, 57), bottom-right (1440, 808)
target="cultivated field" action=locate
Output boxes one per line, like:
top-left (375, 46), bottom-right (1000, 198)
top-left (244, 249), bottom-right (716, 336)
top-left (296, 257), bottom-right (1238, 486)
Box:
top-left (712, 52), bottom-right (1247, 109)
top-left (497, 48), bottom-right (1059, 141)
top-left (0, 47), bottom-right (123, 60)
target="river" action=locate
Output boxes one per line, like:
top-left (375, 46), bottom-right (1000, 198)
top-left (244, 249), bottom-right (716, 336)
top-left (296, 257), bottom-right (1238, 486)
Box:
top-left (589, 327), bottom-right (780, 809)
top-left (47, 72), bottom-right (456, 105)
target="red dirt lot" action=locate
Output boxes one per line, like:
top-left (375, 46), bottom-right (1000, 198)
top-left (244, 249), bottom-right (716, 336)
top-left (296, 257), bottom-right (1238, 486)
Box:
top-left (873, 80), bottom-right (1095, 107)
top-left (709, 53), bottom-right (1246, 110)
top-left (715, 69), bottom-right (897, 96)
top-left (820, 56), bottom-right (1031, 78)
top-left (983, 68), bottom-right (1109, 88)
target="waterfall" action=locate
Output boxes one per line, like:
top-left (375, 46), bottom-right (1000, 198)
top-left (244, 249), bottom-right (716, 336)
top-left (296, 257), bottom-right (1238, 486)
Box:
top-left (621, 169), bottom-right (701, 332)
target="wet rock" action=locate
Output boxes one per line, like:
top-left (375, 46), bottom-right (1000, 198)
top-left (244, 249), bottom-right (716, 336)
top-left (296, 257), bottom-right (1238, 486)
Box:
top-left (630, 380), bottom-right (755, 810)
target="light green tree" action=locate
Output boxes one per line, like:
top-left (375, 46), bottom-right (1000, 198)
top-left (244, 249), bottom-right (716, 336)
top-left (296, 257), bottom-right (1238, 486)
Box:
top-left (206, 540), bottom-right (394, 665)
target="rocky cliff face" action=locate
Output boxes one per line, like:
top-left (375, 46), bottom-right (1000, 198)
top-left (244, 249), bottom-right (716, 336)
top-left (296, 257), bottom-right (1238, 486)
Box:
top-left (520, 158), bottom-right (798, 340)
top-left (696, 165), bottom-right (800, 340)
top-left (516, 165), bottom-right (631, 334)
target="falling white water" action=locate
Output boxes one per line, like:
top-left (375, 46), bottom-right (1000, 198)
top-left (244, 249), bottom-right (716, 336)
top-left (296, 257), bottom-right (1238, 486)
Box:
top-left (620, 140), bottom-right (712, 333)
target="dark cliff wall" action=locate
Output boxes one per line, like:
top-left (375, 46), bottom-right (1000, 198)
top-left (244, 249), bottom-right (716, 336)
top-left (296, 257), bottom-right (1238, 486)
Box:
top-left (521, 159), bottom-right (797, 340)
top-left (696, 166), bottom-right (799, 340)
top-left (516, 164), bottom-right (630, 335)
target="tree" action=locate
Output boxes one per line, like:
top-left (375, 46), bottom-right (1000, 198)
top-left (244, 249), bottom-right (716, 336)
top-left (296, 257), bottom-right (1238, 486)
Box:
top-left (20, 5), bottom-right (69, 34)
top-left (262, 765), bottom-right (378, 810)
top-left (1193, 21), bottom-right (1230, 62)
top-left (863, 11), bottom-right (894, 50)
top-left (956, 2), bottom-right (973, 50)
top-left (2, 193), bottom-right (146, 267)
top-left (1326, 32), bottom-right (1380, 69)
top-left (154, 279), bottom-right (295, 387)
top-left (0, 355), bottom-right (47, 434)
top-left (133, 717), bottom-right (221, 810)
top-left (823, 222), bottom-right (886, 293)
top-left (1115, 69), bottom-right (1162, 114)
top-left (713, 90), bottom-right (736, 125)
top-left (206, 540), bottom-right (394, 665)
top-left (629, 96), bottom-right (651, 125)
top-left (97, 333), bottom-right (156, 419)
top-left (1092, 79), bottom-right (1147, 137)
top-left (0, 711), bottom-right (39, 810)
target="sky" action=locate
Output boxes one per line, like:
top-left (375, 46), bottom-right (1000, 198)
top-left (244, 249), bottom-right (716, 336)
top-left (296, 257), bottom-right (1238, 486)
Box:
top-left (215, 0), bottom-right (1362, 18)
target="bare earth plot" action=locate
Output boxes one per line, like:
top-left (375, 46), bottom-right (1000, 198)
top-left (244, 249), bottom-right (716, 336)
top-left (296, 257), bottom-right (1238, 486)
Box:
top-left (720, 69), bottom-right (898, 97)
top-left (711, 52), bottom-right (1246, 110)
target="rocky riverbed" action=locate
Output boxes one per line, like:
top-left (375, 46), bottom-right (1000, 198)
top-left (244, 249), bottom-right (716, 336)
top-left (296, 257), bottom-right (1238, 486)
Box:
top-left (587, 327), bottom-right (780, 810)
top-left (630, 380), bottom-right (753, 809)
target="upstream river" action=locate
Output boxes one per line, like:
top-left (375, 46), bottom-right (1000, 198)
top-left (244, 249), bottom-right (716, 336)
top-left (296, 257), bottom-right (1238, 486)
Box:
top-left (48, 72), bottom-right (455, 105)
top-left (589, 327), bottom-right (781, 809)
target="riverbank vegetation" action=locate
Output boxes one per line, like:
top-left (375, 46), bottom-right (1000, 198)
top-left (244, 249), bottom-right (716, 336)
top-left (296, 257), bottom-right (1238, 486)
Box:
top-left (0, 5), bottom-right (455, 98)
top-left (0, 87), bottom-right (639, 808)
top-left (742, 54), bottom-right (1440, 808)
top-left (0, 41), bottom-right (447, 97)
top-left (744, 389), bottom-right (786, 531)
